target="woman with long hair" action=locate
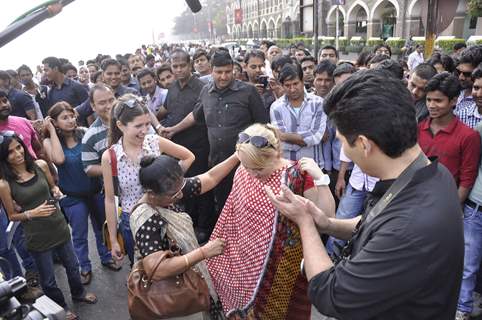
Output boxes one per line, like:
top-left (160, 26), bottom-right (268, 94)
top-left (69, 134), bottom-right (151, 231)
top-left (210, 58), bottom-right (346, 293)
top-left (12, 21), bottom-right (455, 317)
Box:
top-left (43, 101), bottom-right (117, 285)
top-left (130, 152), bottom-right (239, 319)
top-left (207, 123), bottom-right (335, 319)
top-left (102, 94), bottom-right (194, 264)
top-left (0, 132), bottom-right (97, 320)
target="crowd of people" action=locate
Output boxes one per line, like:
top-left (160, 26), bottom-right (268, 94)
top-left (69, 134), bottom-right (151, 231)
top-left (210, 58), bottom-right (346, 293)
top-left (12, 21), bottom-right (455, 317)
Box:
top-left (0, 37), bottom-right (480, 319)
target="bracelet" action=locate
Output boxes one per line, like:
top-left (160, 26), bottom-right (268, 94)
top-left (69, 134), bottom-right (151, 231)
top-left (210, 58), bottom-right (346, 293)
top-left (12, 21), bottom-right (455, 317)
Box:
top-left (183, 255), bottom-right (190, 269)
top-left (199, 247), bottom-right (206, 260)
top-left (155, 124), bottom-right (162, 131)
top-left (23, 211), bottom-right (31, 221)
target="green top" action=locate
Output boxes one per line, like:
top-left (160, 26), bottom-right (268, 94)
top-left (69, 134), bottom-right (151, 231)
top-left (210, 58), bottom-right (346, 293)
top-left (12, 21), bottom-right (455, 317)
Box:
top-left (9, 165), bottom-right (70, 252)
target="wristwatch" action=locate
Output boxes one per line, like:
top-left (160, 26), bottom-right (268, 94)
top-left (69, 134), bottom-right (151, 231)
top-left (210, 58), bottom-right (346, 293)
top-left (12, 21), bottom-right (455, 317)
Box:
top-left (314, 174), bottom-right (330, 186)
top-left (155, 124), bottom-right (162, 131)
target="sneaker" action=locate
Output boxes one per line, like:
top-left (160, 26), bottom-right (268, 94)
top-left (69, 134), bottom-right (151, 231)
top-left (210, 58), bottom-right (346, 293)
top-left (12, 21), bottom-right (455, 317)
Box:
top-left (455, 310), bottom-right (470, 320)
top-left (19, 286), bottom-right (43, 303)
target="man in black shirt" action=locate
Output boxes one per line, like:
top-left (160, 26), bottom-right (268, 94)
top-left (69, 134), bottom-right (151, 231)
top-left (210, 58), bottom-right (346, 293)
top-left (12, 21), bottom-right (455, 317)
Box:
top-left (158, 49), bottom-right (214, 243)
top-left (163, 49), bottom-right (267, 220)
top-left (267, 70), bottom-right (463, 319)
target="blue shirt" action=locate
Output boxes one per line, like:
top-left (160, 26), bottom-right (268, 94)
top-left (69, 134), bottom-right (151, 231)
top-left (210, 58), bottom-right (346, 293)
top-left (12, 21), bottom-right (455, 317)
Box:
top-left (455, 90), bottom-right (475, 114)
top-left (456, 102), bottom-right (482, 129)
top-left (46, 77), bottom-right (89, 110)
top-left (8, 88), bottom-right (35, 119)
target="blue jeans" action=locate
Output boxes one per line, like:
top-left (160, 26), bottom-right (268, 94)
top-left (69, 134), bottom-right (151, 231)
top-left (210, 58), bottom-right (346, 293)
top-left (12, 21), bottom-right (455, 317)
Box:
top-left (458, 203), bottom-right (482, 313)
top-left (326, 184), bottom-right (368, 256)
top-left (0, 208), bottom-right (22, 279)
top-left (61, 194), bottom-right (112, 273)
top-left (119, 211), bottom-right (135, 265)
top-left (29, 240), bottom-right (85, 308)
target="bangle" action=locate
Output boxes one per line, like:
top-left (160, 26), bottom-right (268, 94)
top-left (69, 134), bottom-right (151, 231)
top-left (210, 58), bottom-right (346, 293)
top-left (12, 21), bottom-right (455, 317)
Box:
top-left (199, 247), bottom-right (206, 260)
top-left (24, 211), bottom-right (31, 221)
top-left (155, 124), bottom-right (162, 131)
top-left (183, 255), bottom-right (190, 269)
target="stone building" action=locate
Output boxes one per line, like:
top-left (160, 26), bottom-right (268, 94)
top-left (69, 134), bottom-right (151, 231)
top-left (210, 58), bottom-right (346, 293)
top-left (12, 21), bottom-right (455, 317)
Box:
top-left (227, 0), bottom-right (477, 40)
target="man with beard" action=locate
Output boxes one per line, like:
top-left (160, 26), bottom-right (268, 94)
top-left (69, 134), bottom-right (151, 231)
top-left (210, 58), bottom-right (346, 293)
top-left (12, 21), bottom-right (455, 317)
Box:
top-left (127, 54), bottom-right (144, 74)
top-left (408, 63), bottom-right (437, 122)
top-left (119, 58), bottom-right (140, 92)
top-left (136, 68), bottom-right (167, 114)
top-left (457, 63), bottom-right (482, 129)
top-left (301, 56), bottom-right (316, 91)
top-left (0, 71), bottom-right (37, 120)
top-left (156, 64), bottom-right (175, 89)
top-left (455, 46), bottom-right (482, 114)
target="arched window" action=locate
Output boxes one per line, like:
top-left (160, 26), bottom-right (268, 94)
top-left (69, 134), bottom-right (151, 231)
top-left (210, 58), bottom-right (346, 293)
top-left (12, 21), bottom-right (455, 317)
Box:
top-left (355, 7), bottom-right (367, 34)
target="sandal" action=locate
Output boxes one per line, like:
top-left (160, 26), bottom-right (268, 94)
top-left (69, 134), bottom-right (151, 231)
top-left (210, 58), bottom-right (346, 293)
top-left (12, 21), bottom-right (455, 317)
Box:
top-left (65, 310), bottom-right (78, 320)
top-left (101, 260), bottom-right (122, 271)
top-left (80, 271), bottom-right (92, 285)
top-left (72, 292), bottom-right (97, 304)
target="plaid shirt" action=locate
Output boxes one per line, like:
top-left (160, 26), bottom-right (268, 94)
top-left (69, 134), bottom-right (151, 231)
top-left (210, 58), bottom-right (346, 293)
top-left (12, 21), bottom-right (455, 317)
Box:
top-left (270, 93), bottom-right (327, 167)
top-left (456, 102), bottom-right (482, 129)
top-left (454, 90), bottom-right (475, 114)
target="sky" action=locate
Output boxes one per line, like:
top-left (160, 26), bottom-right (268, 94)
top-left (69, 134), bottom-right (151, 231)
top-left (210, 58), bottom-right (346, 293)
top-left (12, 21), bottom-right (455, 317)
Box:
top-left (0, 0), bottom-right (189, 70)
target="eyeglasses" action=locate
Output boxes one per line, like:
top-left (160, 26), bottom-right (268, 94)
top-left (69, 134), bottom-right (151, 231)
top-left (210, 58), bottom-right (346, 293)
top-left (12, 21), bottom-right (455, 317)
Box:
top-left (238, 132), bottom-right (274, 149)
top-left (455, 69), bottom-right (472, 78)
top-left (0, 131), bottom-right (15, 145)
top-left (168, 179), bottom-right (186, 199)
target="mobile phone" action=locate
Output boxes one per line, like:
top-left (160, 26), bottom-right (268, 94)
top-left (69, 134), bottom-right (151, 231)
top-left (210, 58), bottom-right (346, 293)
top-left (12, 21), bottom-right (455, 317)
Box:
top-left (47, 198), bottom-right (58, 205)
top-left (256, 75), bottom-right (269, 88)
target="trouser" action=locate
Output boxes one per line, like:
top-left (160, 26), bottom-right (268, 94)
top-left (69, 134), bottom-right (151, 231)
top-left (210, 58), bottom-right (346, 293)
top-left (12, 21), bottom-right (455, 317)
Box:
top-left (458, 202), bottom-right (482, 313)
top-left (326, 184), bottom-right (368, 256)
top-left (0, 208), bottom-right (22, 279)
top-left (61, 193), bottom-right (112, 273)
top-left (327, 169), bottom-right (351, 209)
top-left (29, 240), bottom-right (85, 308)
top-left (119, 211), bottom-right (135, 265)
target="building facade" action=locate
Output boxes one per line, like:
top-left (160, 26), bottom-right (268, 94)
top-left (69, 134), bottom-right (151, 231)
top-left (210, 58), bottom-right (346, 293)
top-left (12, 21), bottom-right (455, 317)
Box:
top-left (227, 0), bottom-right (476, 40)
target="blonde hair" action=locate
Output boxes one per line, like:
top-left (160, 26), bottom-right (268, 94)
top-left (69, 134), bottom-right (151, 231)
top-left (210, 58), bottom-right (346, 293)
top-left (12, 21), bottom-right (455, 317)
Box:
top-left (236, 123), bottom-right (281, 168)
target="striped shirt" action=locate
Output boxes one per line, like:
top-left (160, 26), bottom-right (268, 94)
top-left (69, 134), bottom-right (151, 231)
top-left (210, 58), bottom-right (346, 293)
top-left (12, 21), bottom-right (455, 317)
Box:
top-left (270, 93), bottom-right (327, 168)
top-left (456, 102), bottom-right (482, 129)
top-left (81, 117), bottom-right (109, 173)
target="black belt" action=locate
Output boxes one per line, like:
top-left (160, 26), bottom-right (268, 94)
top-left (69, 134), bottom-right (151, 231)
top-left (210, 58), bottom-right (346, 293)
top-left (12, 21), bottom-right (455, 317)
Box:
top-left (466, 199), bottom-right (482, 212)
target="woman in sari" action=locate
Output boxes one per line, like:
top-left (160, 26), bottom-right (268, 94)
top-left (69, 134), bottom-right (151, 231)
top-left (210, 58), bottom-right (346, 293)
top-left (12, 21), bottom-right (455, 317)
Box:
top-left (130, 153), bottom-right (240, 319)
top-left (207, 123), bottom-right (335, 319)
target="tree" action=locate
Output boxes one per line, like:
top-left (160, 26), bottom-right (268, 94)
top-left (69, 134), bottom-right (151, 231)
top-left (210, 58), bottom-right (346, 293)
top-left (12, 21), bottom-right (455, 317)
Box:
top-left (173, 0), bottom-right (228, 38)
top-left (468, 0), bottom-right (482, 17)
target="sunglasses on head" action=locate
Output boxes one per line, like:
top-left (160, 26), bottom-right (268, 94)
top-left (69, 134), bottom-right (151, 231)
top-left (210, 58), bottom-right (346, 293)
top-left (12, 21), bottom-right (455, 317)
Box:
top-left (116, 97), bottom-right (144, 118)
top-left (238, 132), bottom-right (274, 149)
top-left (0, 131), bottom-right (15, 145)
top-left (455, 69), bottom-right (472, 78)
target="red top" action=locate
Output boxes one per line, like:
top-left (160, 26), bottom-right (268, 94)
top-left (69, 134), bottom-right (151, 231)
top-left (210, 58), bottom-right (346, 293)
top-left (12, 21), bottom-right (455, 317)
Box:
top-left (418, 117), bottom-right (481, 188)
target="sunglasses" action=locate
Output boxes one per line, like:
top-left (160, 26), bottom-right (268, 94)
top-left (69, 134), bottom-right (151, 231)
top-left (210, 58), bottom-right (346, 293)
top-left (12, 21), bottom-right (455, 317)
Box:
top-left (0, 131), bottom-right (15, 145)
top-left (455, 69), bottom-right (472, 78)
top-left (116, 97), bottom-right (144, 118)
top-left (238, 132), bottom-right (274, 149)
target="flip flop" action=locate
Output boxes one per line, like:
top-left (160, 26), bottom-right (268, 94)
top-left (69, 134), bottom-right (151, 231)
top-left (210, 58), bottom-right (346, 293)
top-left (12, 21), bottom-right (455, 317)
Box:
top-left (80, 271), bottom-right (92, 285)
top-left (65, 310), bottom-right (78, 320)
top-left (101, 260), bottom-right (122, 271)
top-left (72, 292), bottom-right (97, 304)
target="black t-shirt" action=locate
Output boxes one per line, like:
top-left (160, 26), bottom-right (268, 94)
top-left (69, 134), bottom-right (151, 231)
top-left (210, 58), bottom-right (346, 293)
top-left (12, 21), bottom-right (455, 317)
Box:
top-left (308, 160), bottom-right (464, 319)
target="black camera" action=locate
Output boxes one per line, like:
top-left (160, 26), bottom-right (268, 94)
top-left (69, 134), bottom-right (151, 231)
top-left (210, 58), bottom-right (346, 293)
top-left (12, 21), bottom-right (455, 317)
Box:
top-left (0, 276), bottom-right (65, 319)
top-left (256, 75), bottom-right (269, 89)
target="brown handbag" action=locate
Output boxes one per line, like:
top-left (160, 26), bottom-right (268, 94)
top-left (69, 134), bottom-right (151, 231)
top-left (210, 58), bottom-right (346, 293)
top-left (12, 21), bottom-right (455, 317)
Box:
top-left (127, 249), bottom-right (211, 320)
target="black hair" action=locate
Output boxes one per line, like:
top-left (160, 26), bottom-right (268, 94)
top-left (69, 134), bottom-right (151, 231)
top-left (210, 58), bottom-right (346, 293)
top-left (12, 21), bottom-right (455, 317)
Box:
top-left (5, 70), bottom-right (17, 79)
top-left (0, 134), bottom-right (36, 182)
top-left (320, 45), bottom-right (339, 59)
top-left (136, 68), bottom-right (156, 81)
top-left (170, 49), bottom-right (191, 64)
top-left (271, 55), bottom-right (294, 73)
top-left (368, 54), bottom-right (390, 65)
top-left (139, 155), bottom-right (183, 195)
top-left (156, 63), bottom-right (172, 77)
top-left (373, 44), bottom-right (392, 57)
top-left (89, 83), bottom-right (113, 104)
top-left (356, 51), bottom-right (373, 68)
top-left (260, 40), bottom-right (276, 49)
top-left (374, 59), bottom-right (404, 79)
top-left (42, 56), bottom-right (62, 71)
top-left (0, 71), bottom-right (11, 84)
top-left (91, 71), bottom-right (103, 83)
top-left (62, 63), bottom-right (77, 74)
top-left (278, 63), bottom-right (303, 84)
top-left (454, 43), bottom-right (467, 51)
top-left (427, 54), bottom-right (455, 73)
top-left (193, 49), bottom-right (210, 62)
top-left (108, 94), bottom-right (150, 146)
top-left (17, 64), bottom-right (32, 75)
top-left (413, 63), bottom-right (437, 81)
top-left (472, 63), bottom-right (482, 80)
top-left (424, 72), bottom-right (461, 100)
top-left (211, 50), bottom-right (233, 67)
top-left (333, 63), bottom-right (356, 78)
top-left (324, 70), bottom-right (417, 158)
top-left (315, 60), bottom-right (336, 77)
top-left (145, 54), bottom-right (155, 61)
top-left (458, 45), bottom-right (482, 68)
top-left (117, 58), bottom-right (129, 67)
top-left (301, 56), bottom-right (316, 64)
top-left (101, 58), bottom-right (121, 71)
top-left (244, 50), bottom-right (266, 64)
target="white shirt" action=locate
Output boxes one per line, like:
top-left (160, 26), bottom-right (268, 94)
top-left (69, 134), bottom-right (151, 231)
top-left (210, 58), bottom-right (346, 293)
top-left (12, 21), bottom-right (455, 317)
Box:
top-left (408, 51), bottom-right (424, 71)
top-left (339, 148), bottom-right (379, 192)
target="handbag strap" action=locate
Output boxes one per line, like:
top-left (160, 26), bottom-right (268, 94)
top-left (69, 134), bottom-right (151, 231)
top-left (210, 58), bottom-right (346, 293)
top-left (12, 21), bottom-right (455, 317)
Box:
top-left (109, 147), bottom-right (120, 197)
top-left (146, 250), bottom-right (172, 283)
top-left (364, 152), bottom-right (429, 225)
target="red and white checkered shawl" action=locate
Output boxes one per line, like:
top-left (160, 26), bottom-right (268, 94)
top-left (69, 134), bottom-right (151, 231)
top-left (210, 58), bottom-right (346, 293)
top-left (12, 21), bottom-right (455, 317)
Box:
top-left (207, 165), bottom-right (286, 314)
